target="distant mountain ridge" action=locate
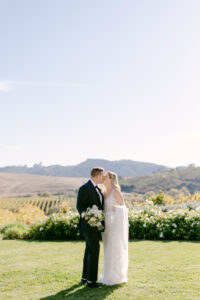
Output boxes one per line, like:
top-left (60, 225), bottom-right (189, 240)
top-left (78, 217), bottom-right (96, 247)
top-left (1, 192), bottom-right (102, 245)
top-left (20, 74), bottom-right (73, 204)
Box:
top-left (0, 158), bottom-right (169, 178)
top-left (120, 164), bottom-right (200, 194)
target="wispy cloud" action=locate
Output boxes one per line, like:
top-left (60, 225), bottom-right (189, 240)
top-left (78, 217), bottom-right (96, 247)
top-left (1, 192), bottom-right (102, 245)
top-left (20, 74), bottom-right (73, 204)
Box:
top-left (0, 80), bottom-right (98, 91)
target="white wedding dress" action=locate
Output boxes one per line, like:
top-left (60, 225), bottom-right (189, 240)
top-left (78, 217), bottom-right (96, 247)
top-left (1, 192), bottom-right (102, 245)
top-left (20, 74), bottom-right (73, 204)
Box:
top-left (99, 189), bottom-right (129, 285)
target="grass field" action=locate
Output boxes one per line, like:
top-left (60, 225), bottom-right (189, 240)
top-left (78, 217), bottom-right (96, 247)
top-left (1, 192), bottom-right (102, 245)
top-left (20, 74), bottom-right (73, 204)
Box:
top-left (0, 240), bottom-right (200, 300)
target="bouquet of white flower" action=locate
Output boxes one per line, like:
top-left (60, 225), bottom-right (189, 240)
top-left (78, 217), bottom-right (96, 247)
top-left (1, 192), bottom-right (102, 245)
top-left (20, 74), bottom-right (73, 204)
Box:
top-left (81, 205), bottom-right (104, 231)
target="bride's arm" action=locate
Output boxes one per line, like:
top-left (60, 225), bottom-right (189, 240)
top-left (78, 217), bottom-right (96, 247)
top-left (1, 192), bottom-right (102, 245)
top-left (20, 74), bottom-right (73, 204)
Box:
top-left (113, 190), bottom-right (124, 206)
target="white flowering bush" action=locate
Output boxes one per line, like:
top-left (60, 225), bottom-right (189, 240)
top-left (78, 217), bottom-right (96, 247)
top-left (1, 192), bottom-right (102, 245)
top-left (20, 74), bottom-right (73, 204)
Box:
top-left (27, 211), bottom-right (81, 240)
top-left (1, 201), bottom-right (200, 240)
top-left (128, 200), bottom-right (200, 240)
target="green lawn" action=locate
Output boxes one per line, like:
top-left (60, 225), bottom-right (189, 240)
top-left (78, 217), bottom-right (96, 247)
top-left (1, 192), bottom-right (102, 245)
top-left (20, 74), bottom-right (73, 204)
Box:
top-left (0, 240), bottom-right (200, 300)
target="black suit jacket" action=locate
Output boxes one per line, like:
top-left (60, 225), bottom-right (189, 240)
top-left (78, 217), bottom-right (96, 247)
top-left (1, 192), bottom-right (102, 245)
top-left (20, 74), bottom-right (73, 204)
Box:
top-left (76, 180), bottom-right (104, 233)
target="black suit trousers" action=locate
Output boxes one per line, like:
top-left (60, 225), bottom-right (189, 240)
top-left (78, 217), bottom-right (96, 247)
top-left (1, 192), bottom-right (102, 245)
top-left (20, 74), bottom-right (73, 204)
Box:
top-left (82, 227), bottom-right (100, 282)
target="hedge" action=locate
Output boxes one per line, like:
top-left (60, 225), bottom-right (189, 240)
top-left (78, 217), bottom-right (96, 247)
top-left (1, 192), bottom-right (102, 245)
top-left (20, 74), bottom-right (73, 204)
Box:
top-left (1, 202), bottom-right (200, 240)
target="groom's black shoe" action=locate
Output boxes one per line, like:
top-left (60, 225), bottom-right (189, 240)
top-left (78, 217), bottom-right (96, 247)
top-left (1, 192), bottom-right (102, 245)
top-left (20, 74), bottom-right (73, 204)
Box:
top-left (80, 278), bottom-right (87, 284)
top-left (85, 282), bottom-right (102, 288)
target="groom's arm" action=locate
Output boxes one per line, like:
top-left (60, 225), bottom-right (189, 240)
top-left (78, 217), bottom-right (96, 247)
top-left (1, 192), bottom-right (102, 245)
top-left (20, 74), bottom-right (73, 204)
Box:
top-left (76, 185), bottom-right (89, 214)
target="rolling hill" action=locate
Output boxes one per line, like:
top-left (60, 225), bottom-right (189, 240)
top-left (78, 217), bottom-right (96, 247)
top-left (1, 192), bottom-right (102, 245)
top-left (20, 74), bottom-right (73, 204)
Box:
top-left (0, 158), bottom-right (168, 177)
top-left (120, 165), bottom-right (200, 194)
top-left (0, 165), bottom-right (199, 198)
top-left (0, 173), bottom-right (86, 197)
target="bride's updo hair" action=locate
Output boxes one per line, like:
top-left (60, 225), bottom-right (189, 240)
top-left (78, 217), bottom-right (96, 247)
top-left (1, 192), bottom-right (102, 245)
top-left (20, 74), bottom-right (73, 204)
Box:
top-left (108, 171), bottom-right (121, 191)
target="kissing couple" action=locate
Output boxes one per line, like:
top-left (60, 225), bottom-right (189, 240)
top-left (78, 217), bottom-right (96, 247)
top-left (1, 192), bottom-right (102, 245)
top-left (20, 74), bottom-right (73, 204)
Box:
top-left (76, 167), bottom-right (129, 288)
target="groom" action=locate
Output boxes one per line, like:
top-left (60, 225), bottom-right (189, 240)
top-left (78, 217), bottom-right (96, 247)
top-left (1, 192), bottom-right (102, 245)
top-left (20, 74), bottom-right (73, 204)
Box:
top-left (76, 167), bottom-right (105, 288)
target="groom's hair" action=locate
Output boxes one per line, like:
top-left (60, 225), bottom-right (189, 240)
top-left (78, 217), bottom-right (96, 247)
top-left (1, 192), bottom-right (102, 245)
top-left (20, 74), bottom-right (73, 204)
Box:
top-left (91, 167), bottom-right (104, 178)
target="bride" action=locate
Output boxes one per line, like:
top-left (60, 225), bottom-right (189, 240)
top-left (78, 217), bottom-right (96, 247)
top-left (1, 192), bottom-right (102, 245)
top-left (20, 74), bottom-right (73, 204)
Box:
top-left (99, 171), bottom-right (129, 286)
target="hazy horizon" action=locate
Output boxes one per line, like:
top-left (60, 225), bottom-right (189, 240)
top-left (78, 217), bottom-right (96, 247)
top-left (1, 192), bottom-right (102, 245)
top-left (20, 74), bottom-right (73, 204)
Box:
top-left (0, 157), bottom-right (197, 169)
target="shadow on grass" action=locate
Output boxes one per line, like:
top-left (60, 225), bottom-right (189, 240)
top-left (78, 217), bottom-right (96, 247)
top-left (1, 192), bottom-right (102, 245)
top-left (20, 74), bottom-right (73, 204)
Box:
top-left (39, 282), bottom-right (123, 300)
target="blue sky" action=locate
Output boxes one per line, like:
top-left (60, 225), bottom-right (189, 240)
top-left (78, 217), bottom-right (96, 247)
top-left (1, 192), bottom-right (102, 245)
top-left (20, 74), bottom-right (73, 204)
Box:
top-left (0, 0), bottom-right (200, 168)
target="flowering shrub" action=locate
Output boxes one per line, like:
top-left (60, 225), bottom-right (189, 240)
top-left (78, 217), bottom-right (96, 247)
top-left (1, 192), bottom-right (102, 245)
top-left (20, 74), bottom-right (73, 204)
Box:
top-left (0, 205), bottom-right (45, 226)
top-left (128, 200), bottom-right (200, 240)
top-left (1, 201), bottom-right (200, 240)
top-left (150, 193), bottom-right (165, 205)
top-left (155, 192), bottom-right (200, 205)
top-left (59, 201), bottom-right (71, 213)
top-left (0, 209), bottom-right (17, 225)
top-left (1, 222), bottom-right (28, 239)
top-left (16, 205), bottom-right (45, 225)
top-left (27, 211), bottom-right (82, 240)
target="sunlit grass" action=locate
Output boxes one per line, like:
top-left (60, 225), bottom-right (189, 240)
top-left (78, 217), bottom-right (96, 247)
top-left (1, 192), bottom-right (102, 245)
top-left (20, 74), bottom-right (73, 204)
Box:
top-left (0, 240), bottom-right (200, 299)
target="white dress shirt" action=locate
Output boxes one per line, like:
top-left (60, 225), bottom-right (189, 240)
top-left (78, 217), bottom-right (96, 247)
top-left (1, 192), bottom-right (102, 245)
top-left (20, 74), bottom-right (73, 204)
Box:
top-left (90, 179), bottom-right (102, 204)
